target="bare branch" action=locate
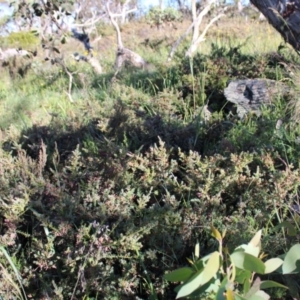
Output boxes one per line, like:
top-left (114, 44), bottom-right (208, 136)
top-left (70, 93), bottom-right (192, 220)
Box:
top-left (52, 57), bottom-right (77, 102)
top-left (72, 14), bottom-right (105, 28)
top-left (106, 3), bottom-right (124, 49)
top-left (168, 0), bottom-right (223, 60)
top-left (109, 8), bottom-right (138, 18)
top-left (186, 12), bottom-right (225, 57)
top-left (192, 0), bottom-right (215, 42)
top-left (168, 22), bottom-right (194, 60)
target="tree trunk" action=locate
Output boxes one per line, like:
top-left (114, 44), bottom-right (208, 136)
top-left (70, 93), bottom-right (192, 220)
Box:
top-left (250, 0), bottom-right (300, 51)
top-left (159, 0), bottom-right (164, 10)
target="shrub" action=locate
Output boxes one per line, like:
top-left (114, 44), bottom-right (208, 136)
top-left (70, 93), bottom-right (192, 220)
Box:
top-left (3, 31), bottom-right (39, 50)
top-left (146, 6), bottom-right (182, 29)
top-left (1, 127), bottom-right (300, 298)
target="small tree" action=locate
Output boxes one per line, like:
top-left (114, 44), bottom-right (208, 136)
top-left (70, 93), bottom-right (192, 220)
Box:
top-left (146, 6), bottom-right (182, 30)
top-left (168, 0), bottom-right (225, 60)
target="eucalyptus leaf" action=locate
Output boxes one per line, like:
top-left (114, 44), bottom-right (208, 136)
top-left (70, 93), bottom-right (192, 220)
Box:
top-left (245, 277), bottom-right (261, 298)
top-left (243, 244), bottom-right (260, 257)
top-left (211, 226), bottom-right (222, 240)
top-left (260, 280), bottom-right (287, 290)
top-left (231, 250), bottom-right (245, 270)
top-left (264, 258), bottom-right (283, 274)
top-left (61, 36), bottom-right (66, 44)
top-left (249, 230), bottom-right (262, 247)
top-left (243, 253), bottom-right (265, 274)
top-left (188, 277), bottom-right (220, 297)
top-left (248, 290), bottom-right (270, 300)
top-left (164, 267), bottom-right (194, 282)
top-left (195, 258), bottom-right (205, 271)
top-left (226, 288), bottom-right (235, 300)
top-left (235, 268), bottom-right (251, 287)
top-left (176, 251), bottom-right (219, 299)
top-left (282, 244), bottom-right (300, 274)
top-left (195, 243), bottom-right (200, 259)
top-left (215, 276), bottom-right (229, 300)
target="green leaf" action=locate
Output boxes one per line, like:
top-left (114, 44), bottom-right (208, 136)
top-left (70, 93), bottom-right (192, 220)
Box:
top-left (211, 226), bottom-right (222, 240)
top-left (248, 290), bottom-right (270, 300)
top-left (195, 242), bottom-right (200, 259)
top-left (176, 269), bottom-right (203, 298)
top-left (282, 244), bottom-right (300, 274)
top-left (222, 228), bottom-right (227, 239)
top-left (235, 267), bottom-right (251, 285)
top-left (30, 30), bottom-right (39, 36)
top-left (260, 280), bottom-right (287, 290)
top-left (61, 36), bottom-right (66, 44)
top-left (164, 267), bottom-right (194, 282)
top-left (194, 252), bottom-right (211, 270)
top-left (245, 244), bottom-right (260, 257)
top-left (186, 257), bottom-right (194, 266)
top-left (53, 47), bottom-right (60, 53)
top-left (244, 277), bottom-right (251, 295)
top-left (243, 253), bottom-right (265, 274)
top-left (226, 288), bottom-right (235, 300)
top-left (235, 243), bottom-right (260, 258)
top-left (245, 277), bottom-right (261, 298)
top-left (176, 251), bottom-right (219, 299)
top-left (215, 276), bottom-right (229, 300)
top-left (189, 277), bottom-right (220, 297)
top-left (264, 258), bottom-right (283, 274)
top-left (249, 230), bottom-right (262, 247)
top-left (231, 250), bottom-right (245, 270)
top-left (194, 258), bottom-right (205, 271)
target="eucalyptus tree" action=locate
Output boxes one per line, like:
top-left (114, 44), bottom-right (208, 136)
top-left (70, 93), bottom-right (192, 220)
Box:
top-left (251, 0), bottom-right (300, 52)
top-left (168, 0), bottom-right (225, 60)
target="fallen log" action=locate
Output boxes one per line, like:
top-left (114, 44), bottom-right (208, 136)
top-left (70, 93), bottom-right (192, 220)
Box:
top-left (0, 48), bottom-right (29, 61)
top-left (224, 78), bottom-right (291, 118)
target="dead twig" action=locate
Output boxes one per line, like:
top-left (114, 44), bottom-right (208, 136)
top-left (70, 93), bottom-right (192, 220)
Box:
top-left (52, 57), bottom-right (77, 102)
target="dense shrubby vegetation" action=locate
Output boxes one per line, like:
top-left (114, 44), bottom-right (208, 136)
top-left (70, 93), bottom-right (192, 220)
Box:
top-left (146, 6), bottom-right (182, 29)
top-left (1, 14), bottom-right (300, 299)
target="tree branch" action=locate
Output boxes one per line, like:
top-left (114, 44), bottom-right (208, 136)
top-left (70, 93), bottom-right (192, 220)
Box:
top-left (168, 0), bottom-right (223, 60)
top-left (250, 0), bottom-right (300, 51)
top-left (186, 12), bottom-right (225, 57)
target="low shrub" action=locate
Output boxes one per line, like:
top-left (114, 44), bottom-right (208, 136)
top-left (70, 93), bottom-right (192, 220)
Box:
top-left (1, 126), bottom-right (300, 298)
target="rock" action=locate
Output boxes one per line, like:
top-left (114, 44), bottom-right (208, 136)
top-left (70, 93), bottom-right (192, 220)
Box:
top-left (224, 78), bottom-right (291, 118)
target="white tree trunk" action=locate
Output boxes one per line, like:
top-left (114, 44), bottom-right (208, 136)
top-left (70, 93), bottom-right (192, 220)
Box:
top-left (185, 0), bottom-right (224, 57)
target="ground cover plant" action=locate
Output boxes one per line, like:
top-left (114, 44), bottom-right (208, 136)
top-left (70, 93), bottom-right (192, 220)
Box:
top-left (1, 6), bottom-right (300, 300)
